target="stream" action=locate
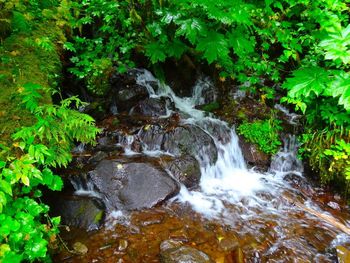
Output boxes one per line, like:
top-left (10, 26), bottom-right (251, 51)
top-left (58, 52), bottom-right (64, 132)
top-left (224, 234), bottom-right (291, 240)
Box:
top-left (53, 69), bottom-right (350, 262)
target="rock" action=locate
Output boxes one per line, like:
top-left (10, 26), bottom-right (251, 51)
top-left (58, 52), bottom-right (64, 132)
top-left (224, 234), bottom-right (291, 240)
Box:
top-left (138, 124), bottom-right (218, 165)
top-left (138, 124), bottom-right (165, 151)
top-left (193, 119), bottom-right (232, 144)
top-left (218, 237), bottom-right (239, 252)
top-left (238, 136), bottom-right (270, 169)
top-left (88, 151), bottom-right (108, 164)
top-left (162, 155), bottom-right (201, 189)
top-left (109, 69), bottom-right (150, 111)
top-left (162, 125), bottom-right (217, 165)
top-left (73, 242), bottom-right (88, 255)
top-left (87, 159), bottom-right (179, 210)
top-left (130, 97), bottom-right (174, 117)
top-left (160, 241), bottom-right (214, 263)
top-left (160, 240), bottom-right (183, 251)
top-left (336, 245), bottom-right (350, 263)
top-left (50, 195), bottom-right (105, 231)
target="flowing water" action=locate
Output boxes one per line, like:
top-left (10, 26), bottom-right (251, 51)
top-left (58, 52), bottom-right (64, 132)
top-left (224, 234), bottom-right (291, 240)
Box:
top-left (57, 70), bottom-right (350, 262)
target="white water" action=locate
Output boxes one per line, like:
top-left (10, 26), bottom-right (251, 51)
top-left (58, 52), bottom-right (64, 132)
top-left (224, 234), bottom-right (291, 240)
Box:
top-left (135, 69), bottom-right (287, 217)
top-left (133, 69), bottom-right (350, 259)
top-left (71, 69), bottom-right (350, 260)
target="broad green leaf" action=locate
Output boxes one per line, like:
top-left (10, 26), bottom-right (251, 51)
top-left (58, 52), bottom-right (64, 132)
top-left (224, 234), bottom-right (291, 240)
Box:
top-left (227, 27), bottom-right (255, 57)
top-left (175, 18), bottom-right (206, 44)
top-left (167, 40), bottom-right (187, 59)
top-left (319, 24), bottom-right (350, 64)
top-left (0, 180), bottom-right (12, 196)
top-left (196, 31), bottom-right (230, 64)
top-left (282, 67), bottom-right (330, 98)
top-left (327, 71), bottom-right (350, 110)
top-left (145, 42), bottom-right (167, 64)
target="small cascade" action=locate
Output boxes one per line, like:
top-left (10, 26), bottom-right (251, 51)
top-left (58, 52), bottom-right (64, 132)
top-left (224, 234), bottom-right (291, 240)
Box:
top-left (62, 69), bottom-right (350, 262)
top-left (270, 134), bottom-right (303, 176)
top-left (70, 175), bottom-right (101, 199)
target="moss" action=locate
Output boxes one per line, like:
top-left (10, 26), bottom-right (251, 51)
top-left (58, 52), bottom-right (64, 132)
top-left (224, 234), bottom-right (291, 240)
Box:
top-left (0, 21), bottom-right (65, 148)
top-left (93, 211), bottom-right (104, 224)
top-left (201, 101), bottom-right (220, 112)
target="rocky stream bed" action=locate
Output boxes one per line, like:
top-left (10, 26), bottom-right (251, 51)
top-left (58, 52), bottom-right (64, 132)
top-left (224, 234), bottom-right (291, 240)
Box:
top-left (48, 69), bottom-right (350, 262)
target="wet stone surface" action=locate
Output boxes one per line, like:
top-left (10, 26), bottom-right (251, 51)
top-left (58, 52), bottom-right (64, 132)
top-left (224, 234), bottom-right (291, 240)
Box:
top-left (86, 158), bottom-right (179, 211)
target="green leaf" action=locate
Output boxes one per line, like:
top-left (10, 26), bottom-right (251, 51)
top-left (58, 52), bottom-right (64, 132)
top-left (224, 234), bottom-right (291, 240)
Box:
top-left (144, 42), bottom-right (167, 64)
top-left (21, 175), bottom-right (30, 186)
top-left (0, 180), bottom-right (12, 196)
top-left (175, 18), bottom-right (206, 44)
top-left (196, 31), bottom-right (230, 64)
top-left (282, 67), bottom-right (330, 98)
top-left (49, 175), bottom-right (63, 191)
top-left (167, 40), bottom-right (187, 59)
top-left (327, 71), bottom-right (350, 110)
top-left (227, 27), bottom-right (255, 57)
top-left (319, 24), bottom-right (350, 64)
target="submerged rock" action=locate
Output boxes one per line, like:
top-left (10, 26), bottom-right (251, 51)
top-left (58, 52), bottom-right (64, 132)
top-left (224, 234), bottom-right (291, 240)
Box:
top-left (88, 159), bottom-right (179, 210)
top-left (51, 195), bottom-right (105, 231)
top-left (160, 239), bottom-right (213, 263)
top-left (73, 242), bottom-right (88, 255)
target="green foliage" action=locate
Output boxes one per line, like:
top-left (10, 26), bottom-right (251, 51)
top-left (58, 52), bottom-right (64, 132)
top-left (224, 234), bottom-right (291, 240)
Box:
top-left (201, 101), bottom-right (220, 113)
top-left (0, 83), bottom-right (99, 262)
top-left (237, 118), bottom-right (282, 155)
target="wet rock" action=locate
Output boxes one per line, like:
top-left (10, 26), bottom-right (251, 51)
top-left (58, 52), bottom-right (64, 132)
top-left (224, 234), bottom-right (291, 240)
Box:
top-left (88, 151), bottom-right (108, 164)
top-left (160, 240), bottom-right (183, 251)
top-left (138, 124), bottom-right (165, 151)
top-left (238, 136), bottom-right (270, 169)
top-left (162, 125), bottom-right (217, 165)
top-left (95, 134), bottom-right (120, 152)
top-left (160, 240), bottom-right (214, 263)
top-left (88, 159), bottom-right (179, 210)
top-left (130, 97), bottom-right (174, 117)
top-left (194, 119), bottom-right (232, 144)
top-left (50, 195), bottom-right (105, 231)
top-left (163, 155), bottom-right (201, 189)
top-left (109, 69), bottom-right (150, 111)
top-left (138, 124), bottom-right (218, 164)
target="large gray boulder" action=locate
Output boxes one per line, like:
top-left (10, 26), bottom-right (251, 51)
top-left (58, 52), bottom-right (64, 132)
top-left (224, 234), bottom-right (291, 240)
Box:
top-left (87, 159), bottom-right (179, 210)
